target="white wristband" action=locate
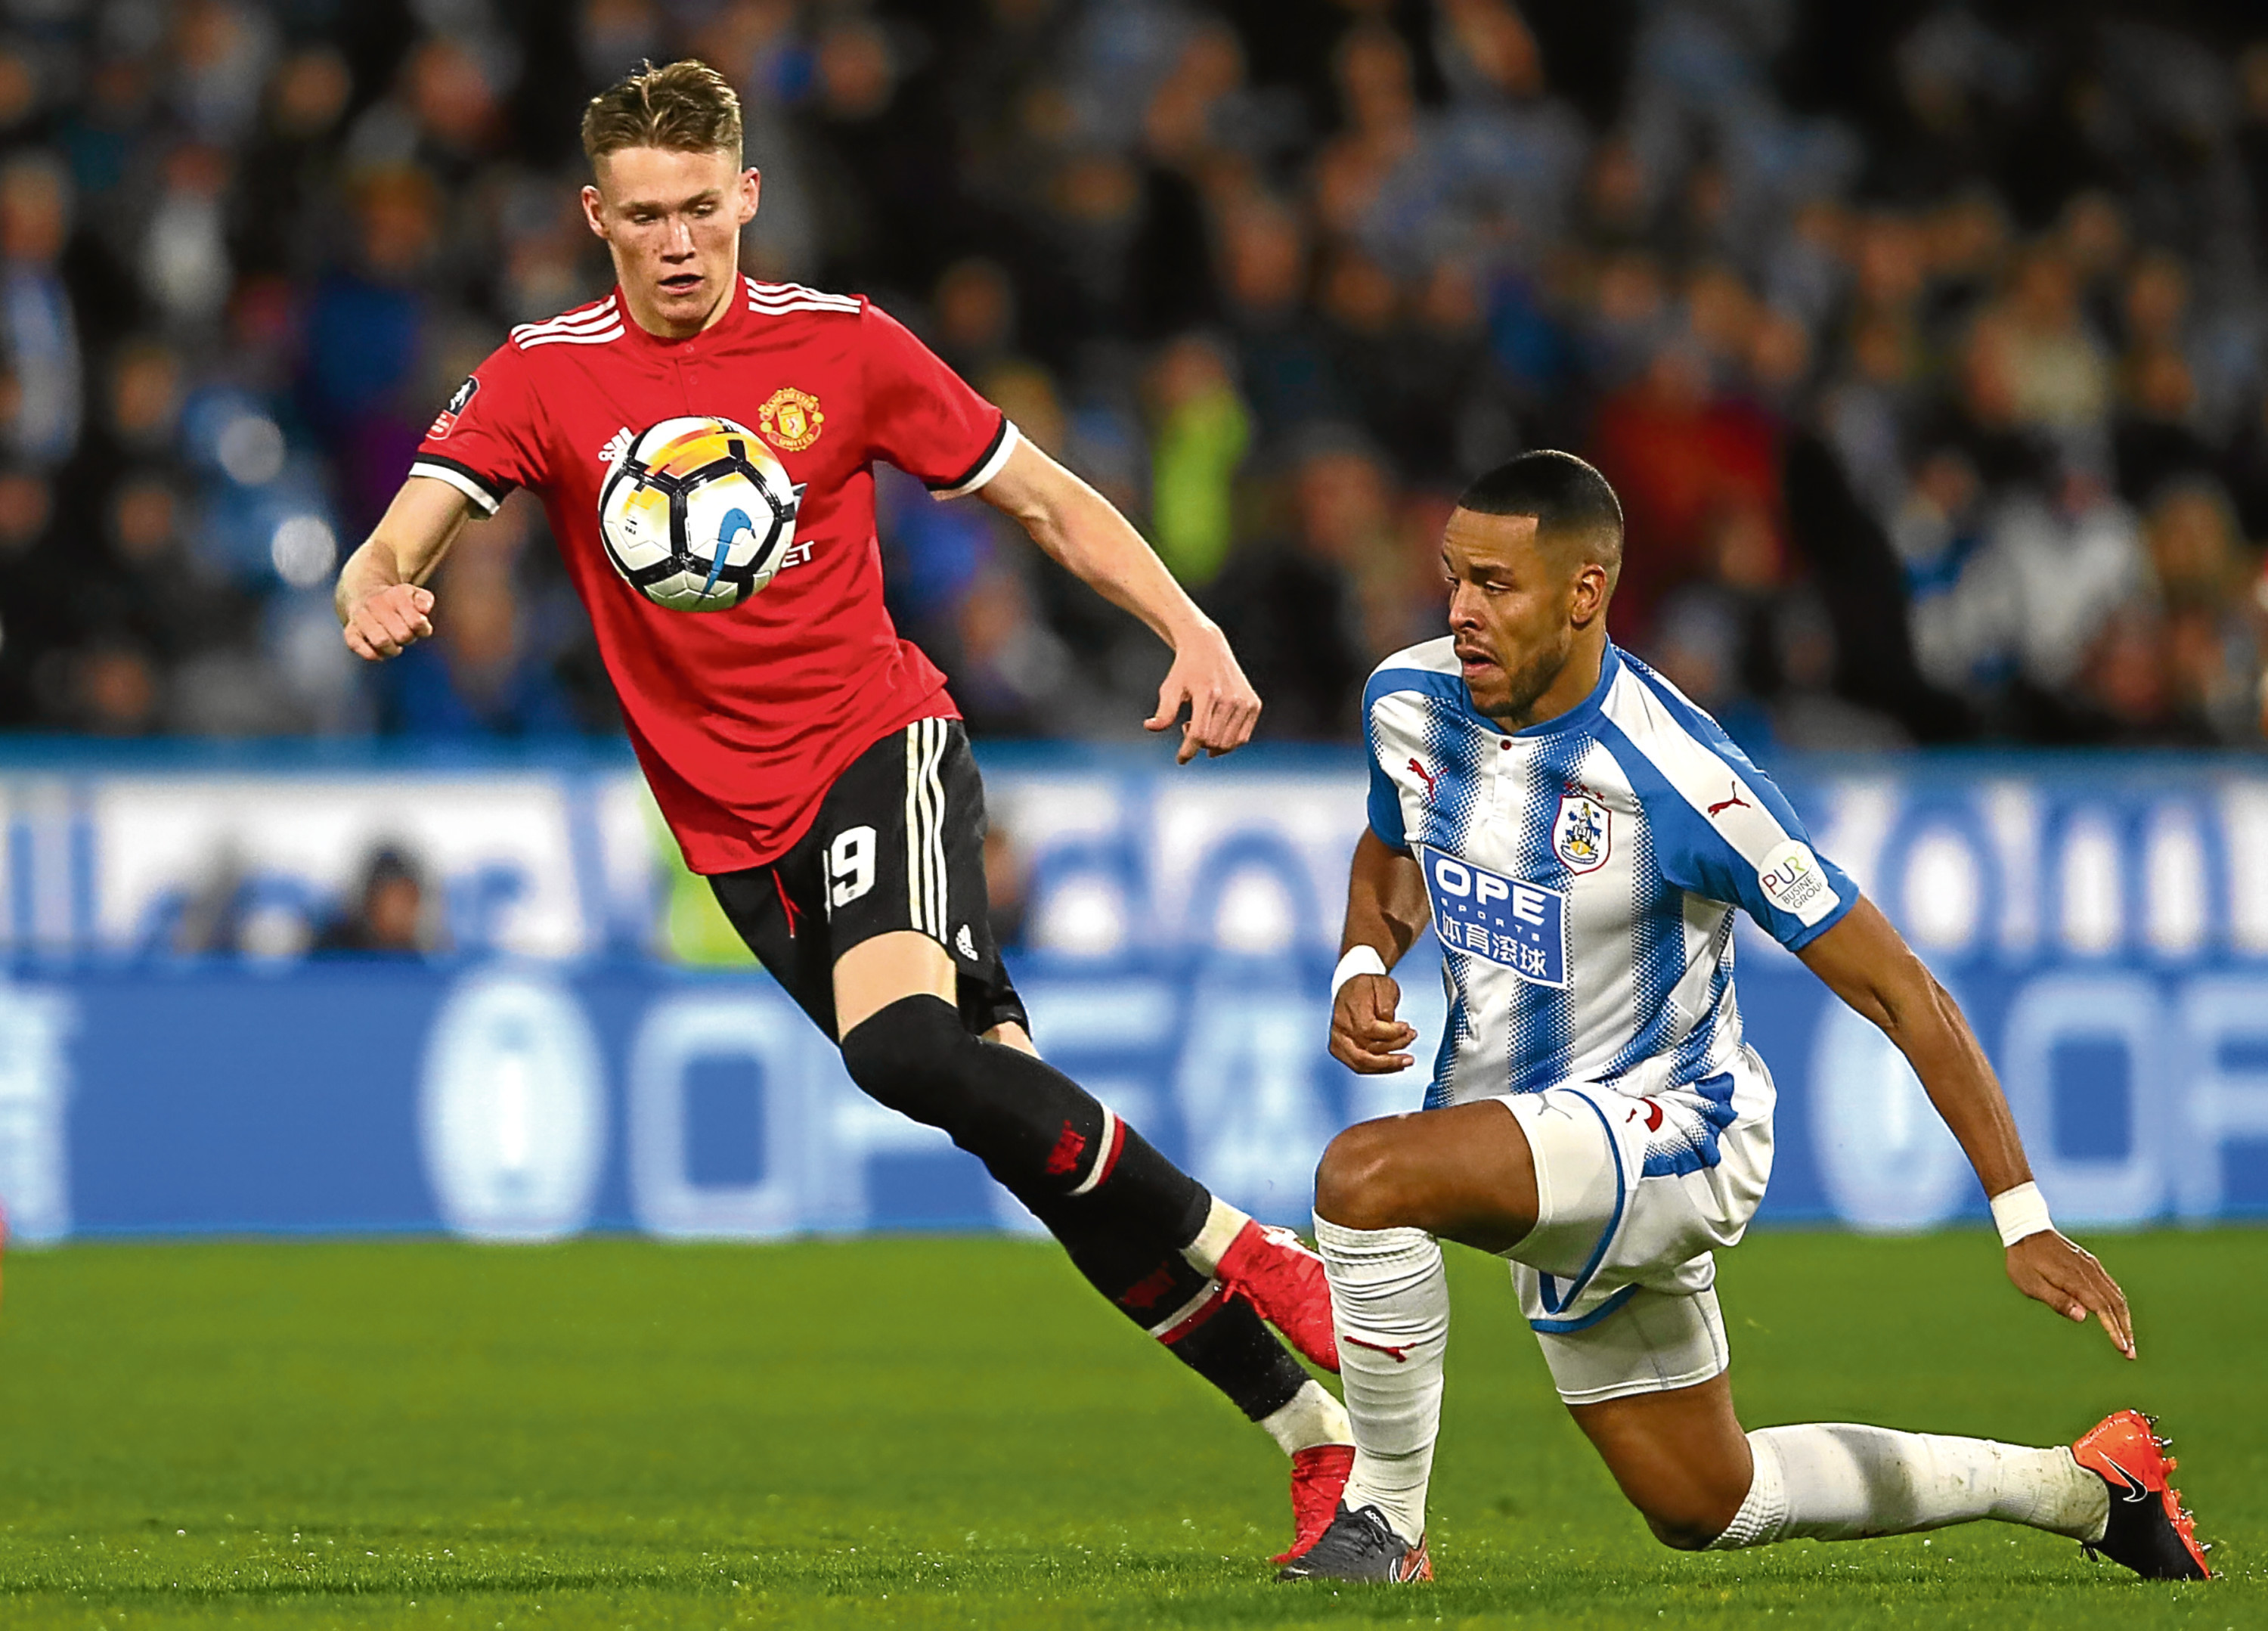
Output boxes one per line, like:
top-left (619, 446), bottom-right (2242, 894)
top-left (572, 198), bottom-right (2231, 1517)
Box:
top-left (1331, 945), bottom-right (1389, 999)
top-left (1989, 1181), bottom-right (2054, 1247)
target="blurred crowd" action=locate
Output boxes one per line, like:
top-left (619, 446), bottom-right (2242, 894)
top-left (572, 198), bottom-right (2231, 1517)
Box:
top-left (2, 0), bottom-right (2267, 750)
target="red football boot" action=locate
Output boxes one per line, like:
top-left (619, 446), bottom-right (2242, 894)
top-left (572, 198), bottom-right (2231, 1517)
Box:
top-left (1274, 1443), bottom-right (1355, 1564)
top-left (1216, 1220), bottom-right (1338, 1372)
top-left (2071, 1409), bottom-right (2211, 1580)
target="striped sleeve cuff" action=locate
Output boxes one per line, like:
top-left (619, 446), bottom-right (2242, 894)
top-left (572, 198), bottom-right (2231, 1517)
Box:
top-left (928, 417), bottom-right (1020, 501)
top-left (408, 457), bottom-right (510, 516)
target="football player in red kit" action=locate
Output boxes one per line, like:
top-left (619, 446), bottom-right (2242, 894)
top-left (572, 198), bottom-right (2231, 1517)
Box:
top-left (334, 60), bottom-right (1352, 1559)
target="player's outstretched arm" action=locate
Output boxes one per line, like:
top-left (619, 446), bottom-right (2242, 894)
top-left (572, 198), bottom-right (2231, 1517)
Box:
top-left (978, 438), bottom-right (1259, 763)
top-left (1798, 897), bottom-right (2137, 1359)
top-left (1328, 829), bottom-right (1430, 1074)
top-left (335, 476), bottom-right (476, 661)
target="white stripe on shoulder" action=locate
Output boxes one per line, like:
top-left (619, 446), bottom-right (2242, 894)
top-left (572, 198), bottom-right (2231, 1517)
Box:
top-left (516, 324), bottom-right (624, 349)
top-left (746, 299), bottom-right (863, 321)
top-left (745, 277), bottom-right (860, 312)
top-left (516, 312), bottom-right (617, 340)
top-left (511, 315), bottom-right (618, 340)
top-left (747, 296), bottom-right (862, 318)
top-left (515, 296), bottom-right (616, 326)
top-left (1599, 668), bottom-right (1792, 868)
top-left (511, 301), bottom-right (624, 348)
top-left (510, 296), bottom-right (618, 342)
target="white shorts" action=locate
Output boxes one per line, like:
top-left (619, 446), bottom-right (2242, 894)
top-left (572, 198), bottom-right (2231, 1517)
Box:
top-left (1495, 1069), bottom-right (1771, 1406)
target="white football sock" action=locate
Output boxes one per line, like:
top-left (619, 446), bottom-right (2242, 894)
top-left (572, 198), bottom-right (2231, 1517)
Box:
top-left (1709, 1424), bottom-right (2109, 1549)
top-left (1260, 1378), bottom-right (1352, 1455)
top-left (1180, 1195), bottom-right (1250, 1276)
top-left (1314, 1217), bottom-right (1448, 1545)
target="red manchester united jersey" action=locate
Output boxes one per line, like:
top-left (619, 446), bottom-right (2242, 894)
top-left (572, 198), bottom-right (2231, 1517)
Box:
top-left (409, 277), bottom-right (1017, 873)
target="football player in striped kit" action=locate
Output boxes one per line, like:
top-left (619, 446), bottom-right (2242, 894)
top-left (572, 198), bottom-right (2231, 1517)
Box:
top-left (1279, 451), bottom-right (2210, 1585)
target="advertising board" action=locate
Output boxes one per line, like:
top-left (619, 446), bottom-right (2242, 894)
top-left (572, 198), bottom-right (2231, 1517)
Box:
top-left (0, 746), bottom-right (2261, 1239)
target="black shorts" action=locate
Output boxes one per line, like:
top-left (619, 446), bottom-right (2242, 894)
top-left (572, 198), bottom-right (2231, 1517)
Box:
top-left (708, 716), bottom-right (1029, 1041)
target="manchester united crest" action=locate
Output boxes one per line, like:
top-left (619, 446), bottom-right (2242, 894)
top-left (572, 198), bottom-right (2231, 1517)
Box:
top-left (758, 386), bottom-right (824, 452)
top-left (1552, 789), bottom-right (1612, 875)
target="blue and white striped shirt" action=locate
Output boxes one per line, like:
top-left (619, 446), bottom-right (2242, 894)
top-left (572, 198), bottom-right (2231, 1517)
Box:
top-left (1364, 637), bottom-right (1856, 1173)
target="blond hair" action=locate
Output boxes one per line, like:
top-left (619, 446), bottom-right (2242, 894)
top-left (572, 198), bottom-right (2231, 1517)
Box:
top-left (581, 59), bottom-right (743, 166)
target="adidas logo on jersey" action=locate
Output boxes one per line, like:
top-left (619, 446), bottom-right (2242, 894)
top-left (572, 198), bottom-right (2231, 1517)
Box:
top-left (598, 426), bottom-right (632, 468)
top-left (956, 923), bottom-right (977, 960)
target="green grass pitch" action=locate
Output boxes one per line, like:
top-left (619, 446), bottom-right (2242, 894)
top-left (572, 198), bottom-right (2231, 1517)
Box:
top-left (0, 1229), bottom-right (2257, 1629)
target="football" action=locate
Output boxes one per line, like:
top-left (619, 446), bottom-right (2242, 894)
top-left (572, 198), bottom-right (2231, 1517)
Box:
top-left (596, 415), bottom-right (804, 612)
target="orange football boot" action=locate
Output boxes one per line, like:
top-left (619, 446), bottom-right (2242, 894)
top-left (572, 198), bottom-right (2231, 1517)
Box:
top-left (2071, 1409), bottom-right (2211, 1580)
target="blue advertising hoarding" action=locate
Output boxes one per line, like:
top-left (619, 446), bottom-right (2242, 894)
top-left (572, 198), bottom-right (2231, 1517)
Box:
top-left (0, 745), bottom-right (2263, 1241)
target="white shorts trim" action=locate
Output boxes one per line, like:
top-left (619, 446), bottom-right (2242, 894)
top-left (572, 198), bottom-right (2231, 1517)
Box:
top-left (1495, 1087), bottom-right (1630, 1315)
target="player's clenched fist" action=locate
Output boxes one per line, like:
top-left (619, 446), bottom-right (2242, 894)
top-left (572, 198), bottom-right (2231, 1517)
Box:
top-left (343, 584), bottom-right (436, 661)
top-left (1331, 972), bottom-right (1417, 1074)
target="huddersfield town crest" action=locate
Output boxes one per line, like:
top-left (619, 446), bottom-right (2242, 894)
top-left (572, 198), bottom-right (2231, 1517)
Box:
top-left (1552, 790), bottom-right (1612, 875)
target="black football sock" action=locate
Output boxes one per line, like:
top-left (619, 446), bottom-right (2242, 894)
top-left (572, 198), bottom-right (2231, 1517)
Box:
top-left (838, 995), bottom-right (1302, 1422)
top-left (839, 994), bottom-right (1207, 1242)
top-left (1024, 1191), bottom-right (1312, 1425)
top-left (1158, 1297), bottom-right (1315, 1422)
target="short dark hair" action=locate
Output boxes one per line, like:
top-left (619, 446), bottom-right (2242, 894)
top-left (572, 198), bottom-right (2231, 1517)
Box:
top-left (581, 59), bottom-right (743, 166)
top-left (1457, 449), bottom-right (1624, 576)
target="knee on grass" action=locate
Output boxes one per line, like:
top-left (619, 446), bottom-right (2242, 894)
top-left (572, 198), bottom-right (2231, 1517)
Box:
top-left (1644, 1509), bottom-right (1730, 1552)
top-left (1629, 1474), bottom-right (1752, 1552)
